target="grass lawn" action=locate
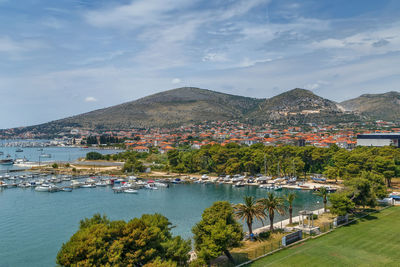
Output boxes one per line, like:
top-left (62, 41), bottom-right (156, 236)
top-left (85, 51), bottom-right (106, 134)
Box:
top-left (248, 206), bottom-right (400, 267)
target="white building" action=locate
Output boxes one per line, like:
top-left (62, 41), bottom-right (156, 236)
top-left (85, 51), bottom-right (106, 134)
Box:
top-left (356, 133), bottom-right (400, 147)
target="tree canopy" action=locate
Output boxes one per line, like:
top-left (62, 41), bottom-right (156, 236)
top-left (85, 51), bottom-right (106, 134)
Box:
top-left (192, 201), bottom-right (244, 265)
top-left (57, 213), bottom-right (191, 267)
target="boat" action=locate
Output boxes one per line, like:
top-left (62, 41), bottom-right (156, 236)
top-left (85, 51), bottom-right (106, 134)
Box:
top-left (0, 151), bottom-right (3, 155)
top-left (259, 184), bottom-right (274, 189)
top-left (95, 181), bottom-right (107, 187)
top-left (35, 184), bottom-right (58, 192)
top-left (311, 176), bottom-right (326, 183)
top-left (233, 181), bottom-right (245, 187)
top-left (124, 189), bottom-right (138, 194)
top-left (62, 187), bottom-right (73, 192)
top-left (145, 183), bottom-right (158, 190)
top-left (274, 185), bottom-right (283, 191)
top-left (171, 178), bottom-right (181, 184)
top-left (40, 153), bottom-right (52, 158)
top-left (16, 148), bottom-right (23, 152)
top-left (80, 183), bottom-right (96, 188)
top-left (154, 182), bottom-right (168, 188)
top-left (0, 159), bottom-right (14, 165)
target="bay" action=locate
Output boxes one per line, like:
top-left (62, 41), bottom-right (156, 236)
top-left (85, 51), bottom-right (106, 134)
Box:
top-left (0, 183), bottom-right (323, 267)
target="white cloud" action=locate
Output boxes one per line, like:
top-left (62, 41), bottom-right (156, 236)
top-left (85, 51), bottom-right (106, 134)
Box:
top-left (84, 96), bottom-right (97, 102)
top-left (0, 36), bottom-right (45, 54)
top-left (172, 78), bottom-right (181, 84)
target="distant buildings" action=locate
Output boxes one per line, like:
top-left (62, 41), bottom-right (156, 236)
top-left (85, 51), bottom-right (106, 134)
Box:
top-left (357, 133), bottom-right (400, 147)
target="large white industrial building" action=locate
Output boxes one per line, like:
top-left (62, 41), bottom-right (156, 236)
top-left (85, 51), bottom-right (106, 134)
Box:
top-left (357, 133), bottom-right (400, 147)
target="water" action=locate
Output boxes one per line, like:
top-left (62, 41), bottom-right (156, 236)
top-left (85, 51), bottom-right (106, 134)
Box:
top-left (0, 145), bottom-right (122, 171)
top-left (0, 184), bottom-right (323, 267)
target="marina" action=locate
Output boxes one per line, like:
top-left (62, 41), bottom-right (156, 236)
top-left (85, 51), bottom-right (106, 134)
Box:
top-left (0, 175), bottom-right (324, 267)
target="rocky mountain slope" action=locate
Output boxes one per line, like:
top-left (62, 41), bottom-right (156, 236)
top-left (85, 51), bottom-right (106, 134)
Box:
top-left (248, 88), bottom-right (357, 125)
top-left (340, 91), bottom-right (400, 121)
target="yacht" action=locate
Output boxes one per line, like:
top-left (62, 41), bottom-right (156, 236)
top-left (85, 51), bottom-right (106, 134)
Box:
top-left (95, 181), bottom-right (107, 187)
top-left (80, 183), bottom-right (96, 188)
top-left (124, 189), bottom-right (138, 194)
top-left (154, 182), bottom-right (168, 188)
top-left (145, 183), bottom-right (158, 190)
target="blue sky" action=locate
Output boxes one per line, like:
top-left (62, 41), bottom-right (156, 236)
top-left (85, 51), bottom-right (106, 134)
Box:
top-left (0, 0), bottom-right (399, 128)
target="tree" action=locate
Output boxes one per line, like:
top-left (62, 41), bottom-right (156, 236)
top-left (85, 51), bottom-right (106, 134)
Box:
top-left (316, 187), bottom-right (328, 212)
top-left (285, 192), bottom-right (296, 224)
top-left (329, 192), bottom-right (355, 216)
top-left (86, 151), bottom-right (104, 160)
top-left (192, 201), bottom-right (243, 265)
top-left (52, 163), bottom-right (58, 169)
top-left (57, 213), bottom-right (191, 267)
top-left (258, 192), bottom-right (285, 231)
top-left (234, 196), bottom-right (265, 237)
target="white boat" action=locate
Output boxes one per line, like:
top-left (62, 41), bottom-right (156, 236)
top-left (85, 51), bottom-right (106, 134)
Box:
top-left (201, 174), bottom-right (209, 180)
top-left (259, 184), bottom-right (274, 189)
top-left (145, 183), bottom-right (158, 190)
top-left (124, 189), bottom-right (138, 194)
top-left (274, 185), bottom-right (283, 191)
top-left (95, 181), bottom-right (107, 187)
top-left (80, 183), bottom-right (96, 188)
top-left (35, 184), bottom-right (57, 192)
top-left (154, 182), bottom-right (168, 188)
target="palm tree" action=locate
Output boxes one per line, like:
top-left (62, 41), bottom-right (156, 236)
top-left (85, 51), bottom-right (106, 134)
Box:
top-left (316, 187), bottom-right (328, 212)
top-left (285, 192), bottom-right (296, 224)
top-left (258, 192), bottom-right (285, 232)
top-left (234, 196), bottom-right (265, 236)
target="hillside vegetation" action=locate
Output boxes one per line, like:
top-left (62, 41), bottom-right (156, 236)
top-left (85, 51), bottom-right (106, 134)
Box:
top-left (341, 91), bottom-right (400, 121)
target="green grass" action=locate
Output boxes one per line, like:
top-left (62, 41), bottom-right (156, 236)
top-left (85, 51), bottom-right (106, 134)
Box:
top-left (248, 206), bottom-right (400, 267)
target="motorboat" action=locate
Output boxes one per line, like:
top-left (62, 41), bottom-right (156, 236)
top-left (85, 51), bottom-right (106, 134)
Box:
top-left (80, 183), bottom-right (96, 188)
top-left (62, 187), bottom-right (73, 192)
top-left (154, 182), bottom-right (168, 188)
top-left (35, 183), bottom-right (58, 192)
top-left (259, 184), bottom-right (274, 190)
top-left (95, 181), bottom-right (107, 187)
top-left (124, 189), bottom-right (138, 194)
top-left (233, 181), bottom-right (245, 187)
top-left (16, 148), bottom-right (23, 153)
top-left (145, 183), bottom-right (158, 190)
top-left (274, 185), bottom-right (283, 191)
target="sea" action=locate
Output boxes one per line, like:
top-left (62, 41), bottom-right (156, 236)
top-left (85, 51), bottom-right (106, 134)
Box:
top-left (0, 143), bottom-right (324, 267)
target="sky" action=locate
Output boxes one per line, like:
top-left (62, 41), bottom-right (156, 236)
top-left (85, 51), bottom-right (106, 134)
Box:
top-left (0, 0), bottom-right (399, 128)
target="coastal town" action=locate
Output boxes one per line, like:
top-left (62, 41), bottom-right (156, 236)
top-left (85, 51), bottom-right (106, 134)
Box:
top-left (2, 119), bottom-right (399, 153)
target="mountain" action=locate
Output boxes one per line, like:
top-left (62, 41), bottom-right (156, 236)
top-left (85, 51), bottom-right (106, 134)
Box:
top-left (340, 91), bottom-right (400, 121)
top-left (31, 87), bottom-right (263, 131)
top-left (248, 88), bottom-right (356, 125)
top-left (6, 87), bottom-right (372, 135)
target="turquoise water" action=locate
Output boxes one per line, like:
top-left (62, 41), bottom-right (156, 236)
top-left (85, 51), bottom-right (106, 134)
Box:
top-left (0, 184), bottom-right (323, 267)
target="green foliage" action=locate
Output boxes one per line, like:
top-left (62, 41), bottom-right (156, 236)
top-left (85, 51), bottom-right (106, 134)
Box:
top-left (86, 152), bottom-right (104, 160)
top-left (57, 213), bottom-right (191, 267)
top-left (192, 201), bottom-right (244, 264)
top-left (329, 192), bottom-right (355, 216)
top-left (315, 187), bottom-right (329, 212)
top-left (258, 193), bottom-right (285, 231)
top-left (52, 163), bottom-right (58, 169)
top-left (345, 171), bottom-right (387, 208)
top-left (258, 231), bottom-right (271, 239)
top-left (164, 144), bottom-right (400, 182)
top-left (234, 196), bottom-right (266, 235)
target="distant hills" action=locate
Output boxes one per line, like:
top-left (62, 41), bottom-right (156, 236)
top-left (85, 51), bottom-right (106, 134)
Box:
top-left (340, 91), bottom-right (400, 121)
top-left (8, 87), bottom-right (400, 134)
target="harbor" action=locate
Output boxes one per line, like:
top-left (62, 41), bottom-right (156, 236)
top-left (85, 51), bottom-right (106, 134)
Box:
top-left (0, 177), bottom-right (324, 267)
